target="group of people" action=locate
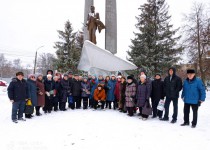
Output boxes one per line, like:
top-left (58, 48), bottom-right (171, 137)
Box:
top-left (7, 67), bottom-right (206, 128)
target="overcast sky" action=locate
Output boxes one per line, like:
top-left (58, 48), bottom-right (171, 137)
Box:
top-left (0, 0), bottom-right (209, 67)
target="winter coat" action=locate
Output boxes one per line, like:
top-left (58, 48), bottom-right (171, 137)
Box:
top-left (36, 79), bottom-right (45, 106)
top-left (181, 76), bottom-right (206, 104)
top-left (106, 79), bottom-right (116, 101)
top-left (26, 79), bottom-right (38, 106)
top-left (7, 78), bottom-right (28, 102)
top-left (151, 78), bottom-right (164, 100)
top-left (90, 79), bottom-right (98, 99)
top-left (60, 79), bottom-right (70, 102)
top-left (54, 81), bottom-right (61, 103)
top-left (114, 81), bottom-right (121, 101)
top-left (44, 79), bottom-right (55, 99)
top-left (120, 81), bottom-right (127, 103)
top-left (164, 67), bottom-right (182, 99)
top-left (125, 82), bottom-right (136, 107)
top-left (81, 81), bottom-right (90, 98)
top-left (94, 87), bottom-right (106, 101)
top-left (136, 81), bottom-right (151, 107)
top-left (72, 79), bottom-right (82, 97)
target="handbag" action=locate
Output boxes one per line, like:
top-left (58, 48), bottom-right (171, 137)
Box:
top-left (24, 99), bottom-right (34, 114)
top-left (157, 100), bottom-right (165, 111)
top-left (142, 100), bottom-right (152, 115)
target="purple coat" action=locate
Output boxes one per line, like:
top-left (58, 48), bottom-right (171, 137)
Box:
top-left (136, 81), bottom-right (151, 107)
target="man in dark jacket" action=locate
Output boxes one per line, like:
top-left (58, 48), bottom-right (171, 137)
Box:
top-left (67, 71), bottom-right (73, 108)
top-left (72, 74), bottom-right (82, 109)
top-left (161, 67), bottom-right (182, 123)
top-left (7, 72), bottom-right (29, 123)
top-left (151, 73), bottom-right (164, 119)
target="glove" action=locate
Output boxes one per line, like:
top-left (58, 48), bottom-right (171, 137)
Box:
top-left (46, 92), bottom-right (50, 97)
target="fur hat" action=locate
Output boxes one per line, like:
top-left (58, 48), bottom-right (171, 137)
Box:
top-left (111, 74), bottom-right (116, 77)
top-left (16, 71), bottom-right (24, 76)
top-left (127, 75), bottom-right (133, 80)
top-left (187, 69), bottom-right (196, 74)
top-left (63, 74), bottom-right (68, 77)
top-left (47, 74), bottom-right (52, 78)
top-left (28, 74), bottom-right (35, 79)
top-left (140, 74), bottom-right (147, 79)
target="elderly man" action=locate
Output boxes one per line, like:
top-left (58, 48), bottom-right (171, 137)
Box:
top-left (8, 72), bottom-right (28, 123)
top-left (181, 69), bottom-right (206, 128)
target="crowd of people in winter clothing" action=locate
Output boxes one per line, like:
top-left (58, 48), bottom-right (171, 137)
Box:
top-left (7, 68), bottom-right (206, 128)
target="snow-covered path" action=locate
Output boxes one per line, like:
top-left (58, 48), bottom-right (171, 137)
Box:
top-left (0, 89), bottom-right (209, 150)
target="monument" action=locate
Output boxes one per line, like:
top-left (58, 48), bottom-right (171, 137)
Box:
top-left (84, 0), bottom-right (117, 54)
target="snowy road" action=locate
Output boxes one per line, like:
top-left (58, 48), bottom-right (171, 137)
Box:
top-left (0, 89), bottom-right (209, 150)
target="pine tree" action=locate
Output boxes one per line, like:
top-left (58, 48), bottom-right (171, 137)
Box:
top-left (127, 0), bottom-right (183, 76)
top-left (54, 20), bottom-right (82, 73)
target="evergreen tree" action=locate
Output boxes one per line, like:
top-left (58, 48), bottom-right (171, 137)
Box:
top-left (127, 0), bottom-right (183, 76)
top-left (54, 20), bottom-right (82, 73)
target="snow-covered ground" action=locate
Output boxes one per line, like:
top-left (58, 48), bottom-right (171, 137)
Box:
top-left (0, 89), bottom-right (209, 150)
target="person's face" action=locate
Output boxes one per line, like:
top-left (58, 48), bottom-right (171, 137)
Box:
top-left (75, 76), bottom-right (79, 80)
top-left (155, 75), bottom-right (161, 80)
top-left (140, 72), bottom-right (145, 76)
top-left (84, 79), bottom-right (87, 82)
top-left (17, 75), bottom-right (23, 80)
top-left (117, 78), bottom-right (121, 82)
top-left (91, 6), bottom-right (95, 13)
top-left (127, 79), bottom-right (132, 83)
top-left (121, 78), bottom-right (125, 83)
top-left (38, 76), bottom-right (43, 80)
top-left (140, 77), bottom-right (146, 83)
top-left (169, 69), bottom-right (173, 76)
top-left (92, 76), bottom-right (96, 80)
top-left (47, 76), bottom-right (52, 80)
top-left (79, 76), bottom-right (83, 81)
top-left (187, 73), bottom-right (195, 80)
top-left (64, 76), bottom-right (68, 80)
top-left (98, 76), bottom-right (103, 80)
top-left (88, 75), bottom-right (92, 79)
top-left (98, 86), bottom-right (102, 90)
top-left (106, 77), bottom-right (110, 81)
top-left (30, 76), bottom-right (36, 81)
top-left (54, 77), bottom-right (58, 82)
top-left (68, 74), bottom-right (73, 78)
top-left (111, 76), bottom-right (115, 80)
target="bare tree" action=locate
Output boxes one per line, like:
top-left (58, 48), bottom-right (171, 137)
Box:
top-left (37, 53), bottom-right (56, 75)
top-left (182, 2), bottom-right (210, 84)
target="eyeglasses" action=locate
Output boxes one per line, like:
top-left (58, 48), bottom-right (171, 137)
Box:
top-left (31, 76), bottom-right (35, 78)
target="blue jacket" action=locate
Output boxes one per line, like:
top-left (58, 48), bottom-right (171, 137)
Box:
top-left (106, 79), bottom-right (116, 101)
top-left (27, 79), bottom-right (38, 106)
top-left (181, 77), bottom-right (206, 104)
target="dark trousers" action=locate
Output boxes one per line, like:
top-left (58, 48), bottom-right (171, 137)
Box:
top-left (53, 97), bottom-right (59, 111)
top-left (152, 98), bottom-right (163, 118)
top-left (59, 102), bottom-right (66, 110)
top-left (35, 106), bottom-right (41, 115)
top-left (94, 101), bottom-right (105, 109)
top-left (73, 96), bottom-right (81, 109)
top-left (12, 101), bottom-right (26, 120)
top-left (82, 97), bottom-right (89, 109)
top-left (163, 97), bottom-right (178, 120)
top-left (43, 95), bottom-right (53, 112)
top-left (139, 107), bottom-right (149, 118)
top-left (184, 103), bottom-right (199, 125)
top-left (127, 107), bottom-right (134, 116)
top-left (107, 101), bottom-right (116, 109)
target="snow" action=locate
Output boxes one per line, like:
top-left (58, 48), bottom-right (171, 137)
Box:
top-left (0, 90), bottom-right (210, 150)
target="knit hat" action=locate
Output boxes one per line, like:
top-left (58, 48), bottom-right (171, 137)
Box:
top-left (36, 73), bottom-right (43, 78)
top-left (111, 74), bottom-right (116, 77)
top-left (140, 74), bottom-right (146, 79)
top-left (47, 74), bottom-right (52, 78)
top-left (127, 75), bottom-right (133, 80)
top-left (187, 69), bottom-right (196, 74)
top-left (155, 73), bottom-right (161, 77)
top-left (16, 71), bottom-right (24, 76)
top-left (63, 74), bottom-right (68, 77)
top-left (68, 71), bottom-right (73, 75)
top-left (28, 74), bottom-right (35, 79)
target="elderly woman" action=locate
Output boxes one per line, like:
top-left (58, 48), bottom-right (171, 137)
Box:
top-left (60, 74), bottom-right (70, 111)
top-left (106, 75), bottom-right (116, 109)
top-left (125, 75), bottom-right (136, 116)
top-left (36, 74), bottom-right (45, 116)
top-left (136, 74), bottom-right (152, 120)
top-left (81, 77), bottom-right (90, 109)
top-left (26, 74), bottom-right (37, 118)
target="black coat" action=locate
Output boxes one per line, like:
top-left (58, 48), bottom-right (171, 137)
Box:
top-left (60, 79), bottom-right (71, 102)
top-left (44, 79), bottom-right (55, 92)
top-left (72, 79), bottom-right (82, 97)
top-left (7, 78), bottom-right (28, 102)
top-left (151, 78), bottom-right (164, 100)
top-left (164, 67), bottom-right (182, 99)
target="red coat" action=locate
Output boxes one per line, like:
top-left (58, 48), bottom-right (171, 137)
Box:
top-left (114, 81), bottom-right (121, 101)
top-left (36, 79), bottom-right (45, 106)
